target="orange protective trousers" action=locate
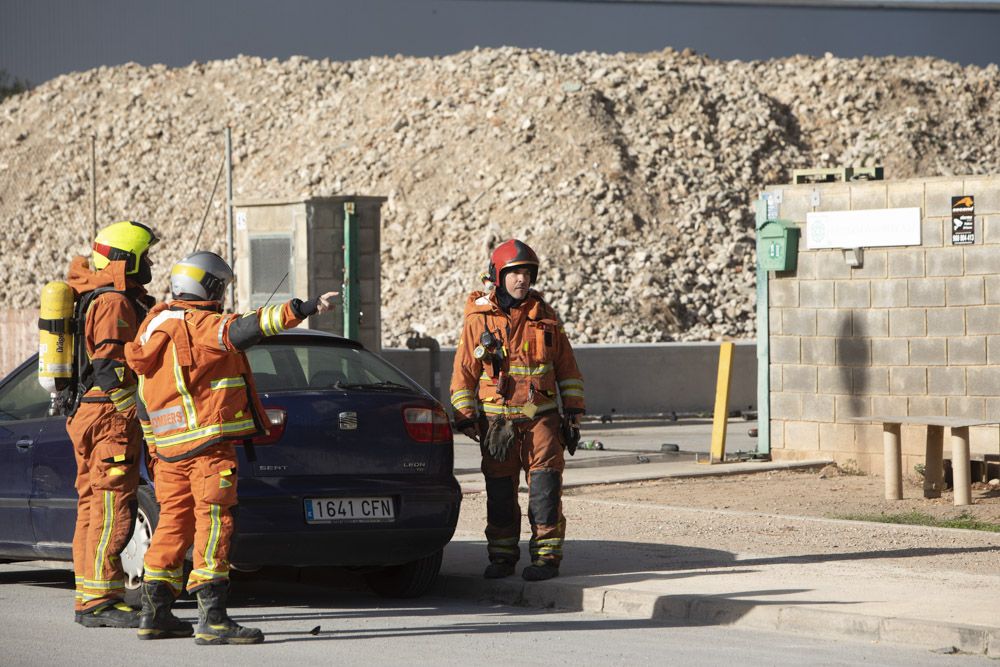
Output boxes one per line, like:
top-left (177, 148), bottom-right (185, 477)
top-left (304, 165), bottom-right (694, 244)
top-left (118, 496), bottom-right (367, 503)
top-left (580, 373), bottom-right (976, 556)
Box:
top-left (481, 412), bottom-right (566, 566)
top-left (143, 443), bottom-right (239, 596)
top-left (68, 402), bottom-right (142, 612)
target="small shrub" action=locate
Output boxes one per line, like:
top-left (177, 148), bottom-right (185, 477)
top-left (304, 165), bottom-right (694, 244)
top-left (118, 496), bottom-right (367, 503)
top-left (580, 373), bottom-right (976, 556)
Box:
top-left (0, 69), bottom-right (30, 102)
top-left (839, 459), bottom-right (866, 476)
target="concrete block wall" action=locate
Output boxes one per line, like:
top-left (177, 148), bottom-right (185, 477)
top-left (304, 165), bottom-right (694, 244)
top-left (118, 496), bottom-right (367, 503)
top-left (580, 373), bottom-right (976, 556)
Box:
top-left (0, 310), bottom-right (38, 379)
top-left (765, 175), bottom-right (1000, 473)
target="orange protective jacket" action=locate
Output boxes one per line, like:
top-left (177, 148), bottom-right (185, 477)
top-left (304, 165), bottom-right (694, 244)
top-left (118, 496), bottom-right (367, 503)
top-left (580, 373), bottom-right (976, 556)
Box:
top-left (450, 289), bottom-right (585, 424)
top-left (125, 299), bottom-right (306, 462)
top-left (66, 256), bottom-right (152, 412)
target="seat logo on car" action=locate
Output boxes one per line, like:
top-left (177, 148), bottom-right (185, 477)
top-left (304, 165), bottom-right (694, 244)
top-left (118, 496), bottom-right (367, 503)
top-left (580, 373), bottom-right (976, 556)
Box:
top-left (339, 412), bottom-right (358, 430)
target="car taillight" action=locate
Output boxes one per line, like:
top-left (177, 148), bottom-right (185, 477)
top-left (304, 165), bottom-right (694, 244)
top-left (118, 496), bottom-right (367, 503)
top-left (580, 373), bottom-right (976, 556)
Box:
top-left (403, 405), bottom-right (453, 444)
top-left (251, 408), bottom-right (287, 445)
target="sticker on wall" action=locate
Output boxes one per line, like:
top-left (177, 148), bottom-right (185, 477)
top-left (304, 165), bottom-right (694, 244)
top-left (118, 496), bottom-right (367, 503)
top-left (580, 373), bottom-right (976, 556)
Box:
top-left (762, 191), bottom-right (781, 221)
top-left (951, 195), bottom-right (975, 245)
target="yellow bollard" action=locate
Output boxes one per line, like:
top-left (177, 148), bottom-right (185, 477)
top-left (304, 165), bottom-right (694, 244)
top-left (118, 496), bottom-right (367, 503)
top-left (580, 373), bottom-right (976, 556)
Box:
top-left (709, 342), bottom-right (735, 464)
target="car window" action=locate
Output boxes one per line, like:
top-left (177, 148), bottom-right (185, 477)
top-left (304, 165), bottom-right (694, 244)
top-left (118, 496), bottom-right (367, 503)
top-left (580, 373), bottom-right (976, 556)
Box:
top-left (0, 362), bottom-right (53, 421)
top-left (246, 342), bottom-right (418, 392)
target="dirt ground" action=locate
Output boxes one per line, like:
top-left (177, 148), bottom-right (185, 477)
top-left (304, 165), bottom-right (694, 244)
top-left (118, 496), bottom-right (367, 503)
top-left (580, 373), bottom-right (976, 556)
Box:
top-left (455, 465), bottom-right (1000, 574)
top-left (565, 466), bottom-right (1000, 523)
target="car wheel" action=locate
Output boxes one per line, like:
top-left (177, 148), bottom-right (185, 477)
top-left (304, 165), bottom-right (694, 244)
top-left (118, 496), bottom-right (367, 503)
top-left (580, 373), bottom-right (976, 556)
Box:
top-left (122, 486), bottom-right (158, 608)
top-left (364, 549), bottom-right (443, 599)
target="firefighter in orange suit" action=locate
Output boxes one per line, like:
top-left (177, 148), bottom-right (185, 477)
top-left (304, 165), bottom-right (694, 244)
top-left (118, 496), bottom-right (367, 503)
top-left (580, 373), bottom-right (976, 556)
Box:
top-left (450, 239), bottom-right (585, 582)
top-left (124, 251), bottom-right (336, 644)
top-left (66, 221), bottom-right (158, 627)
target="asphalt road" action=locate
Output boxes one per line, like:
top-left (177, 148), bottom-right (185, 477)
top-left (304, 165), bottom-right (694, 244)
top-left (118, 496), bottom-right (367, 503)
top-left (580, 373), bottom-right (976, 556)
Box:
top-left (0, 562), bottom-right (987, 666)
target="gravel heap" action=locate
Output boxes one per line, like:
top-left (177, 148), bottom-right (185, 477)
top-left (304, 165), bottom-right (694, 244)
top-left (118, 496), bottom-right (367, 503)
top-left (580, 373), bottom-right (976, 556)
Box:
top-left (2, 48), bottom-right (999, 345)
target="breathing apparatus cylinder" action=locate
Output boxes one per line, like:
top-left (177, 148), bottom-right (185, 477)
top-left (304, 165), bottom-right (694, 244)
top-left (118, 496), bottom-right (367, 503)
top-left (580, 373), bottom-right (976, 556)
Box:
top-left (37, 281), bottom-right (75, 397)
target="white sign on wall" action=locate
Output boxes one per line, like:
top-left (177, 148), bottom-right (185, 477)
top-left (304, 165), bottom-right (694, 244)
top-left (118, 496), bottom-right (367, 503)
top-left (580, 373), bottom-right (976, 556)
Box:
top-left (805, 207), bottom-right (922, 249)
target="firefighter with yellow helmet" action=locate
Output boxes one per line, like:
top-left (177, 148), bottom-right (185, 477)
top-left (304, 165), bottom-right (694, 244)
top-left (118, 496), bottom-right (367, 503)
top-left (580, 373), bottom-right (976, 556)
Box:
top-left (62, 221), bottom-right (158, 627)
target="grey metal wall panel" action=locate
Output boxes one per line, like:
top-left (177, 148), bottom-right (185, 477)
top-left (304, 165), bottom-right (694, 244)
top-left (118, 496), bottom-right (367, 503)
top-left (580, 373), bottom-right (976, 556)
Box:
top-left (382, 341), bottom-right (758, 415)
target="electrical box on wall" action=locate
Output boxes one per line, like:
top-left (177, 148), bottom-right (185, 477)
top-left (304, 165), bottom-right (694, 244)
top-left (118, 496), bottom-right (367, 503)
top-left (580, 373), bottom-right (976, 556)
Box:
top-left (233, 195), bottom-right (386, 352)
top-left (757, 220), bottom-right (800, 272)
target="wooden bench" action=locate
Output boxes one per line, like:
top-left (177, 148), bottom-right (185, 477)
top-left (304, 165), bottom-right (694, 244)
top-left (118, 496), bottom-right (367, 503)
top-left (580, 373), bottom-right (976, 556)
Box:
top-left (847, 416), bottom-right (999, 507)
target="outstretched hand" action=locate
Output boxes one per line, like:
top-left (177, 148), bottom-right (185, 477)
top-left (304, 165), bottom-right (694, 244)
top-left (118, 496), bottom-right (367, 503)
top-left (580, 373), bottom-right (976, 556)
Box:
top-left (315, 291), bottom-right (339, 314)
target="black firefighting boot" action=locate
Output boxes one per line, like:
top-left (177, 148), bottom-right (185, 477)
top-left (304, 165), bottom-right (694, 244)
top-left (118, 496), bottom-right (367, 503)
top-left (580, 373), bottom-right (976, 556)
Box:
top-left (194, 581), bottom-right (264, 645)
top-left (521, 560), bottom-right (559, 582)
top-left (137, 581), bottom-right (194, 639)
top-left (482, 560), bottom-right (516, 579)
top-left (77, 600), bottom-right (141, 628)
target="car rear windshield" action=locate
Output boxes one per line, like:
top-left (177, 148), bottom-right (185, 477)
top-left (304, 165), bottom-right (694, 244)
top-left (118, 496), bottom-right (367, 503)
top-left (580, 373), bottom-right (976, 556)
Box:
top-left (246, 341), bottom-right (420, 393)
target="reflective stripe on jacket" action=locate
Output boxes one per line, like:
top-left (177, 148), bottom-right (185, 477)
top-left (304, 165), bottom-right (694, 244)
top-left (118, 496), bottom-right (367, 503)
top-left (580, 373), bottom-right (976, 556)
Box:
top-left (125, 299), bottom-right (305, 462)
top-left (449, 289), bottom-right (585, 423)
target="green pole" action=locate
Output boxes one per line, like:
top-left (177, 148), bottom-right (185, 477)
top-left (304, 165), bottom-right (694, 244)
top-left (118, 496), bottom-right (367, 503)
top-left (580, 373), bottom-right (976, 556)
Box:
top-left (343, 201), bottom-right (359, 341)
top-left (755, 196), bottom-right (771, 457)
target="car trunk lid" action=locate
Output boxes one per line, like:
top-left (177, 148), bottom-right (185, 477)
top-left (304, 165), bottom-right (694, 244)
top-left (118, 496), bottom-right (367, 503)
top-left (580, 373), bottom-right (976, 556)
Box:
top-left (248, 391), bottom-right (453, 478)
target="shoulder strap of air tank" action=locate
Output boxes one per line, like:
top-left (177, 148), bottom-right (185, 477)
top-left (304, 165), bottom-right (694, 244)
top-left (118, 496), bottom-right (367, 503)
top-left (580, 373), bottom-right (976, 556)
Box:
top-left (68, 285), bottom-right (123, 414)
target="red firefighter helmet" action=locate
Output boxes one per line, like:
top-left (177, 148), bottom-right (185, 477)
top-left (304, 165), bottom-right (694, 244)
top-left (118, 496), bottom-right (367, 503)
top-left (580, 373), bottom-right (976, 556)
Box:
top-left (488, 239), bottom-right (539, 285)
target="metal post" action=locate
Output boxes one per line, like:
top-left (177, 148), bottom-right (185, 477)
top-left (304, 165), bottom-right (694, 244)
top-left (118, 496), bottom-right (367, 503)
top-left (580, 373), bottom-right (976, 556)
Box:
top-left (343, 201), bottom-right (359, 341)
top-left (754, 197), bottom-right (771, 457)
top-left (709, 342), bottom-right (735, 464)
top-left (883, 423), bottom-right (902, 500)
top-left (225, 127), bottom-right (235, 310)
top-left (90, 135), bottom-right (97, 239)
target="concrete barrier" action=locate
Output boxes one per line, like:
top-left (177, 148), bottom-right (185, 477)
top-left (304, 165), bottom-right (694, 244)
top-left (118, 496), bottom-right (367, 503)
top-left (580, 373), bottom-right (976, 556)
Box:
top-left (0, 310), bottom-right (757, 417)
top-left (382, 341), bottom-right (758, 416)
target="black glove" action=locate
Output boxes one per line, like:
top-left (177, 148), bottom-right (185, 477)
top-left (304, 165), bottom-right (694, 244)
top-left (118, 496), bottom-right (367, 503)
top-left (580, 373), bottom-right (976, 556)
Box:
top-left (455, 418), bottom-right (481, 442)
top-left (292, 297), bottom-right (319, 318)
top-left (484, 418), bottom-right (517, 462)
top-left (561, 415), bottom-right (581, 456)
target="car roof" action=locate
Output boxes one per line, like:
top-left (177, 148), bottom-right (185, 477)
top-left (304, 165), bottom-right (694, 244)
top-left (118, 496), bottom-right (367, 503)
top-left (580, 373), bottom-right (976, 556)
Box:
top-left (0, 328), bottom-right (372, 387)
top-left (269, 328), bottom-right (365, 349)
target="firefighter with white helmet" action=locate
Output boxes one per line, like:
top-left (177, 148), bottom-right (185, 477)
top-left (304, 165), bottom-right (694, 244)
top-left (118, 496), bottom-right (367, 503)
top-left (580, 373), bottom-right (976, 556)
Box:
top-left (126, 251), bottom-right (337, 644)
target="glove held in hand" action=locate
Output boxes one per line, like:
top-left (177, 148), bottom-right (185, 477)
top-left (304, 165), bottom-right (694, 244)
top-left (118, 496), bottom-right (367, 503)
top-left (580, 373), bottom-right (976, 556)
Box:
top-left (484, 418), bottom-right (517, 462)
top-left (561, 416), bottom-right (581, 456)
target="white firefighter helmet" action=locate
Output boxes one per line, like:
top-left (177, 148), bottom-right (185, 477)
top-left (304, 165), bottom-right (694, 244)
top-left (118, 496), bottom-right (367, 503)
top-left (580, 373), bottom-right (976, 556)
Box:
top-left (170, 251), bottom-right (233, 302)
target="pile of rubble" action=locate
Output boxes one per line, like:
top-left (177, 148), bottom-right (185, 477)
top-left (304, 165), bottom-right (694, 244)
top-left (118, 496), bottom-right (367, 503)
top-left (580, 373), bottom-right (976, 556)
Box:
top-left (2, 48), bottom-right (998, 345)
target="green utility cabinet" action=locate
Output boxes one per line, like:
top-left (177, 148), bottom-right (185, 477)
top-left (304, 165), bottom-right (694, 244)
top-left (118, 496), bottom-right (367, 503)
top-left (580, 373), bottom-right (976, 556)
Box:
top-left (757, 220), bottom-right (799, 272)
top-left (232, 195), bottom-right (386, 351)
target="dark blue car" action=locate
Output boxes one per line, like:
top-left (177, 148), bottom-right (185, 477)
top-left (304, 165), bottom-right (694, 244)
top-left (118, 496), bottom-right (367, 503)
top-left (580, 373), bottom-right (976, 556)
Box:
top-left (0, 330), bottom-right (461, 598)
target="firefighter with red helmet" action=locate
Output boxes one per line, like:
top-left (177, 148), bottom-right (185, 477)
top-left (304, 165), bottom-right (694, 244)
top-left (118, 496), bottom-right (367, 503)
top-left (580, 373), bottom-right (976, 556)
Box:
top-left (450, 239), bottom-right (585, 581)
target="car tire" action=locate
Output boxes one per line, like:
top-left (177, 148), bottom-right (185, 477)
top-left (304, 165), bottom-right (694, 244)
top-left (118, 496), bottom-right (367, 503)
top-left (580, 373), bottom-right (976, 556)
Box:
top-left (364, 549), bottom-right (443, 599)
top-left (122, 485), bottom-right (159, 608)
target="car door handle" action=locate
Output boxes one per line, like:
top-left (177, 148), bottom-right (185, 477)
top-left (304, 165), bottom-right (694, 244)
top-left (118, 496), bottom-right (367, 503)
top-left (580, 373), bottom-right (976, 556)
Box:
top-left (16, 437), bottom-right (33, 452)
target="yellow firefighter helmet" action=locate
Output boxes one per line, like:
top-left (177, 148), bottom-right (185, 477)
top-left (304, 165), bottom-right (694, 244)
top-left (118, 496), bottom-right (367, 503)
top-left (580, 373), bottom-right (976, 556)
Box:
top-left (92, 221), bottom-right (158, 276)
